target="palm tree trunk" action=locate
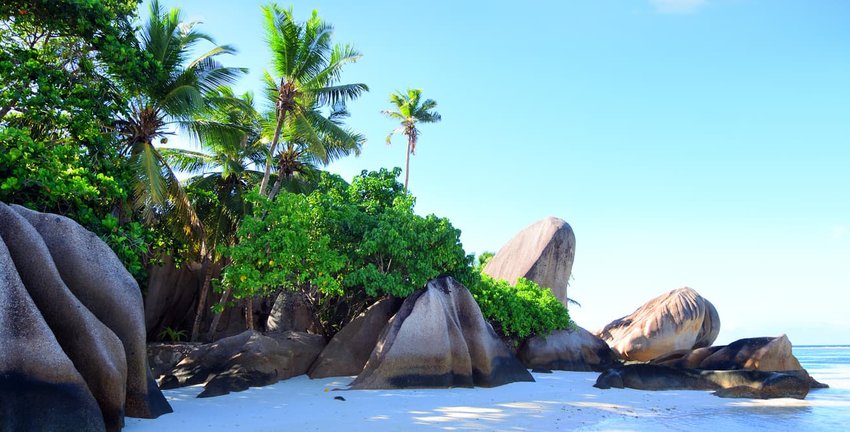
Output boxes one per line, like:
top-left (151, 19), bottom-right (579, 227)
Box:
top-left (246, 298), bottom-right (255, 330)
top-left (205, 286), bottom-right (232, 342)
top-left (190, 258), bottom-right (214, 342)
top-left (259, 78), bottom-right (288, 197)
top-left (404, 138), bottom-right (412, 192)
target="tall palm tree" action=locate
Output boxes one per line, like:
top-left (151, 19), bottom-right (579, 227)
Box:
top-left (259, 4), bottom-right (367, 201)
top-left (382, 89), bottom-right (441, 192)
top-left (161, 87), bottom-right (265, 341)
top-left (115, 0), bottom-right (244, 236)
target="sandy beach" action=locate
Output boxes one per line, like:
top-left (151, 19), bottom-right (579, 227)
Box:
top-left (125, 370), bottom-right (850, 431)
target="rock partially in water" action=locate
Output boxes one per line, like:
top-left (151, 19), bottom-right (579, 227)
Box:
top-left (594, 363), bottom-right (812, 399)
top-left (350, 276), bottom-right (534, 389)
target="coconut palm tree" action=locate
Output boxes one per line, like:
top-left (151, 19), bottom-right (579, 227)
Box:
top-left (382, 89), bottom-right (441, 192)
top-left (115, 0), bottom-right (244, 236)
top-left (161, 87), bottom-right (265, 341)
top-left (258, 4), bottom-right (367, 201)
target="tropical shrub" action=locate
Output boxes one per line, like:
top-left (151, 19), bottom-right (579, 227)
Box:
top-left (219, 168), bottom-right (474, 335)
top-left (469, 273), bottom-right (571, 341)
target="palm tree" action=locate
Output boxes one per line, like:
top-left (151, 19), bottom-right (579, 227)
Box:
top-left (161, 87), bottom-right (265, 341)
top-left (382, 89), bottom-right (441, 192)
top-left (259, 4), bottom-right (367, 201)
top-left (115, 0), bottom-right (244, 236)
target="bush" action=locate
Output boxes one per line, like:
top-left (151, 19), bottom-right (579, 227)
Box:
top-left (469, 273), bottom-right (571, 341)
top-left (219, 168), bottom-right (475, 335)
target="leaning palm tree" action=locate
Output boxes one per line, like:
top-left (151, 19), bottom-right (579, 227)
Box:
top-left (115, 0), bottom-right (244, 236)
top-left (161, 87), bottom-right (265, 341)
top-left (259, 4), bottom-right (368, 201)
top-left (382, 89), bottom-right (441, 192)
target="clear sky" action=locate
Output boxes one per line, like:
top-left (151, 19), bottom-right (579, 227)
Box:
top-left (153, 0), bottom-right (850, 345)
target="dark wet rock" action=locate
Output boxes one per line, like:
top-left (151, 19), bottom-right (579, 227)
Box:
top-left (161, 330), bottom-right (325, 397)
top-left (147, 342), bottom-right (203, 379)
top-left (518, 325), bottom-right (620, 372)
top-left (349, 276), bottom-right (534, 389)
top-left (594, 364), bottom-right (811, 399)
top-left (651, 335), bottom-right (828, 389)
top-left (308, 297), bottom-right (402, 378)
top-left (597, 287), bottom-right (720, 361)
top-left (483, 217), bottom-right (575, 305)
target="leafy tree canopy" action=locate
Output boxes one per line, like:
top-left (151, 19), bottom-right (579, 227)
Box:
top-left (219, 167), bottom-right (474, 334)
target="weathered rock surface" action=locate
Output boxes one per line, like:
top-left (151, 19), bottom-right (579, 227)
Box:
top-left (267, 290), bottom-right (322, 333)
top-left (0, 204), bottom-right (127, 431)
top-left (597, 287), bottom-right (720, 361)
top-left (13, 204), bottom-right (172, 418)
top-left (0, 234), bottom-right (106, 432)
top-left (308, 297), bottom-right (402, 378)
top-left (0, 203), bottom-right (172, 431)
top-left (144, 255), bottom-right (215, 341)
top-left (518, 325), bottom-right (620, 372)
top-left (651, 335), bottom-right (828, 389)
top-left (147, 342), bottom-right (204, 379)
top-left (594, 364), bottom-right (811, 399)
top-left (160, 330), bottom-right (325, 397)
top-left (483, 217), bottom-right (575, 306)
top-left (349, 276), bottom-right (534, 389)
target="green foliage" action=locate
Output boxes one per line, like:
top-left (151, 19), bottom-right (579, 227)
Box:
top-left (0, 128), bottom-right (152, 280)
top-left (220, 168), bottom-right (474, 334)
top-left (158, 326), bottom-right (187, 342)
top-left (469, 274), bottom-right (571, 341)
top-left (0, 0), bottom-right (166, 284)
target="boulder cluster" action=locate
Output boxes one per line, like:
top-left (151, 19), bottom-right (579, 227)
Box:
top-left (0, 203), bottom-right (171, 432)
top-left (2, 208), bottom-right (826, 431)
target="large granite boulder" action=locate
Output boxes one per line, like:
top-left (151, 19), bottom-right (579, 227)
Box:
top-left (483, 217), bottom-right (575, 306)
top-left (147, 342), bottom-right (203, 379)
top-left (266, 290), bottom-right (322, 333)
top-left (309, 297), bottom-right (402, 378)
top-left (0, 234), bottom-right (106, 432)
top-left (651, 335), bottom-right (828, 389)
top-left (160, 330), bottom-right (325, 398)
top-left (349, 276), bottom-right (534, 389)
top-left (594, 364), bottom-right (812, 399)
top-left (12, 204), bottom-right (171, 418)
top-left (518, 325), bottom-right (620, 372)
top-left (144, 255), bottom-right (216, 342)
top-left (0, 203), bottom-right (172, 431)
top-left (597, 287), bottom-right (720, 361)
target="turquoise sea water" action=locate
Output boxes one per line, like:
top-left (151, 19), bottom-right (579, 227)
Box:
top-left (580, 346), bottom-right (850, 431)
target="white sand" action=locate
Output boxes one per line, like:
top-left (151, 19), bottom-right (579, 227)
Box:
top-left (125, 371), bottom-right (849, 431)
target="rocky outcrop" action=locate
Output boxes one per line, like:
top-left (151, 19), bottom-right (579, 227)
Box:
top-left (144, 255), bottom-right (216, 342)
top-left (594, 364), bottom-right (811, 399)
top-left (651, 335), bottom-right (828, 389)
top-left (267, 290), bottom-right (322, 333)
top-left (309, 297), bottom-right (401, 378)
top-left (483, 217), bottom-right (575, 306)
top-left (518, 326), bottom-right (620, 372)
top-left (13, 204), bottom-right (172, 418)
top-left (0, 203), bottom-right (171, 431)
top-left (597, 287), bottom-right (720, 361)
top-left (0, 233), bottom-right (106, 432)
top-left (349, 276), bottom-right (534, 389)
top-left (147, 343), bottom-right (203, 379)
top-left (160, 330), bottom-right (325, 398)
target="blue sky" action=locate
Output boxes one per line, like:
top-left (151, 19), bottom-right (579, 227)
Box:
top-left (153, 0), bottom-right (850, 344)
